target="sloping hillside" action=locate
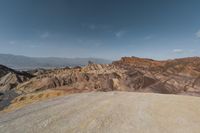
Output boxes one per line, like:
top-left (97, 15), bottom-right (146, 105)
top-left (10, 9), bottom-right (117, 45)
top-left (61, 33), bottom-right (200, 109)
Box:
top-left (0, 65), bottom-right (33, 110)
top-left (16, 57), bottom-right (200, 96)
top-left (1, 56), bottom-right (200, 111)
top-left (0, 64), bottom-right (33, 93)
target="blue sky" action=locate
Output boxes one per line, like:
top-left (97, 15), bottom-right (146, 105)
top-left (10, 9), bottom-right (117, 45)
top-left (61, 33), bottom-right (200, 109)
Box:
top-left (0, 0), bottom-right (200, 60)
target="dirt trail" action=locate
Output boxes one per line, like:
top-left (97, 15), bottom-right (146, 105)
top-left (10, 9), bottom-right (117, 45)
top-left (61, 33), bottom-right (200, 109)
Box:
top-left (0, 91), bottom-right (200, 133)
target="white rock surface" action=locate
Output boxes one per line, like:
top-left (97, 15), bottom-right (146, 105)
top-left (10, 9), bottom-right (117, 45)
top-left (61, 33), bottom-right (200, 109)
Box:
top-left (0, 92), bottom-right (200, 133)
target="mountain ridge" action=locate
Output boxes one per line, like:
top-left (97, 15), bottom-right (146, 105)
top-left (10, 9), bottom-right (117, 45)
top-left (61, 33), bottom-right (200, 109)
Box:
top-left (1, 56), bottom-right (200, 111)
top-left (0, 53), bottom-right (112, 69)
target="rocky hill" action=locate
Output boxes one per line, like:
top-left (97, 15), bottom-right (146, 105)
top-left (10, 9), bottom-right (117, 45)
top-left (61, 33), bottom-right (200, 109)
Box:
top-left (0, 65), bottom-right (33, 93)
top-left (0, 65), bottom-right (33, 110)
top-left (113, 57), bottom-right (200, 95)
top-left (1, 56), bottom-right (200, 111)
top-left (1, 92), bottom-right (200, 133)
top-left (16, 56), bottom-right (200, 96)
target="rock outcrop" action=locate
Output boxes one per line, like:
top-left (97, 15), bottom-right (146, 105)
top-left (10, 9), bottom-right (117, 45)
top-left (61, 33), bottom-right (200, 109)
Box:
top-left (0, 65), bottom-right (33, 92)
top-left (0, 65), bottom-right (33, 110)
top-left (113, 57), bottom-right (200, 95)
top-left (1, 56), bottom-right (200, 111)
top-left (15, 57), bottom-right (200, 96)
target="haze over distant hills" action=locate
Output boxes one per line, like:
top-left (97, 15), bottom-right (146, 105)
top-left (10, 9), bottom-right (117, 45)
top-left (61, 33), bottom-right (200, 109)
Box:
top-left (0, 54), bottom-right (111, 69)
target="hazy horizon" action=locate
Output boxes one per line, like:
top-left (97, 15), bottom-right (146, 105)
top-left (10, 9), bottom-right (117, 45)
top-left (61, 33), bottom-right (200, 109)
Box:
top-left (0, 53), bottom-right (113, 60)
top-left (1, 53), bottom-right (200, 61)
top-left (0, 0), bottom-right (200, 60)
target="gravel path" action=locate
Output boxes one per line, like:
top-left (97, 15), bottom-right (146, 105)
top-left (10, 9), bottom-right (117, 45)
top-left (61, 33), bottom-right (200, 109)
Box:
top-left (0, 91), bottom-right (200, 133)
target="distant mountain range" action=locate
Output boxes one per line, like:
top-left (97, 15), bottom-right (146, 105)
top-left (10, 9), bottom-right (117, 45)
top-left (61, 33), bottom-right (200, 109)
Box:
top-left (0, 54), bottom-right (112, 69)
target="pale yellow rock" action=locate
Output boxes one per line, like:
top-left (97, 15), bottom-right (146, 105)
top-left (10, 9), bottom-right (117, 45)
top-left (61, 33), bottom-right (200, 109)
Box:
top-left (111, 78), bottom-right (120, 90)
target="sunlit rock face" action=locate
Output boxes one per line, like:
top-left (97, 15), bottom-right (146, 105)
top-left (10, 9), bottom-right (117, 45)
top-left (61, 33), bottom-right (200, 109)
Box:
top-left (1, 56), bottom-right (200, 111)
top-left (16, 57), bottom-right (200, 96)
top-left (0, 65), bottom-right (33, 93)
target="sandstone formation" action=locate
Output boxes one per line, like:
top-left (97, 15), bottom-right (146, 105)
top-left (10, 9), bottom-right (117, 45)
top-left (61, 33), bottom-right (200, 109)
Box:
top-left (0, 92), bottom-right (200, 133)
top-left (16, 57), bottom-right (200, 96)
top-left (1, 56), bottom-right (200, 111)
top-left (113, 57), bottom-right (200, 95)
top-left (0, 65), bottom-right (33, 110)
top-left (0, 65), bottom-right (33, 93)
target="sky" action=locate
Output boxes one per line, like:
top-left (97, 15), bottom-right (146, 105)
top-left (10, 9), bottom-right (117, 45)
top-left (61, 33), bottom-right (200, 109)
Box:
top-left (0, 0), bottom-right (200, 60)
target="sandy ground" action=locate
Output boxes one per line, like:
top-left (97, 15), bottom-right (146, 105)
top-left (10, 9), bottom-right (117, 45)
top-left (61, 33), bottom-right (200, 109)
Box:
top-left (0, 91), bottom-right (200, 133)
